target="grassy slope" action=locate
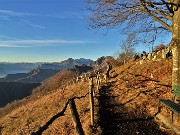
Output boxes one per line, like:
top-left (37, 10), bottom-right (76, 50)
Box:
top-left (0, 58), bottom-right (180, 134)
top-left (0, 81), bottom-right (91, 135)
top-left (107, 59), bottom-right (180, 134)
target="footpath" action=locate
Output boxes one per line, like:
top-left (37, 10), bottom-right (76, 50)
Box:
top-left (97, 81), bottom-right (169, 135)
top-left (94, 59), bottom-right (180, 135)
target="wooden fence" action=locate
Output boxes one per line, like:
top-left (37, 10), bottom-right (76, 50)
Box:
top-left (31, 72), bottom-right (106, 135)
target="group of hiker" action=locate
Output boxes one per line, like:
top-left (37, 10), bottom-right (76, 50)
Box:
top-left (66, 62), bottom-right (112, 88)
top-left (134, 48), bottom-right (172, 61)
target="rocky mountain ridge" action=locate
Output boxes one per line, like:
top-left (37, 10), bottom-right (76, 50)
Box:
top-left (0, 58), bottom-right (94, 83)
top-left (40, 58), bottom-right (93, 70)
top-left (0, 58), bottom-right (94, 108)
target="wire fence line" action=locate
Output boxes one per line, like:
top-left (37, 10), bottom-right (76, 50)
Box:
top-left (31, 74), bottom-right (106, 135)
top-left (31, 92), bottom-right (90, 135)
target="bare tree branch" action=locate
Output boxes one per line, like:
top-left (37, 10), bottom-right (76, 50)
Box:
top-left (85, 0), bottom-right (173, 41)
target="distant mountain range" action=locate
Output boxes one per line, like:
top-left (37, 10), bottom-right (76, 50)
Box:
top-left (0, 62), bottom-right (42, 78)
top-left (0, 56), bottom-right (116, 108)
top-left (40, 58), bottom-right (93, 70)
top-left (0, 58), bottom-right (93, 83)
top-left (0, 58), bottom-right (93, 78)
top-left (0, 58), bottom-right (94, 107)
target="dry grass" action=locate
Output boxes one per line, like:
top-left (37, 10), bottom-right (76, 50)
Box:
top-left (0, 58), bottom-right (179, 135)
top-left (0, 82), bottom-right (92, 135)
top-left (108, 58), bottom-right (180, 134)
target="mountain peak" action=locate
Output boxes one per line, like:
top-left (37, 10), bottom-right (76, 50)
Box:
top-left (41, 58), bottom-right (94, 70)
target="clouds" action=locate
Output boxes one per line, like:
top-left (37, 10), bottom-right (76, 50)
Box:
top-left (0, 15), bottom-right (9, 20)
top-left (0, 9), bottom-right (44, 29)
top-left (20, 19), bottom-right (45, 29)
top-left (0, 9), bottom-right (86, 20)
top-left (0, 39), bottom-right (95, 48)
top-left (0, 9), bottom-right (86, 30)
top-left (0, 1), bottom-right (106, 63)
top-left (0, 9), bottom-right (37, 17)
top-left (0, 9), bottom-right (92, 48)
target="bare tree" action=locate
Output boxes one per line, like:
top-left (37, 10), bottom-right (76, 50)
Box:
top-left (117, 33), bottom-right (136, 64)
top-left (85, 0), bottom-right (180, 99)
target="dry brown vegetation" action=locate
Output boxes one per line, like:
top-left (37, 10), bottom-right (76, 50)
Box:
top-left (0, 69), bottom-right (77, 119)
top-left (0, 58), bottom-right (180, 135)
top-left (106, 58), bottom-right (180, 134)
top-left (0, 81), bottom-right (92, 134)
top-left (33, 69), bottom-right (77, 94)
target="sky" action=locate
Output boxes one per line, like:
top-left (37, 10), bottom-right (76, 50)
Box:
top-left (0, 0), bottom-right (172, 63)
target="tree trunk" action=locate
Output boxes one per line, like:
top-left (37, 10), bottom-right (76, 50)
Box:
top-left (171, 5), bottom-right (180, 102)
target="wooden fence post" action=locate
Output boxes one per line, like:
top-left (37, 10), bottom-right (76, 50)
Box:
top-left (89, 77), bottom-right (94, 126)
top-left (69, 99), bottom-right (85, 135)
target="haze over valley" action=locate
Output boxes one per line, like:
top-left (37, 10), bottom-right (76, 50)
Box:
top-left (0, 58), bottom-right (93, 107)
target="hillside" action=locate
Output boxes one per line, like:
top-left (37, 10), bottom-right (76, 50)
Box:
top-left (0, 63), bottom-right (93, 109)
top-left (0, 69), bottom-right (59, 83)
top-left (0, 69), bottom-right (91, 134)
top-left (0, 82), bottom-right (40, 107)
top-left (0, 58), bottom-right (179, 134)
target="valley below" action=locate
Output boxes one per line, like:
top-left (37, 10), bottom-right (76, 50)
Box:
top-left (0, 58), bottom-right (93, 108)
top-left (0, 82), bottom-right (40, 107)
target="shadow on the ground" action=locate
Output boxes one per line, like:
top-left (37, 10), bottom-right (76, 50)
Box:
top-left (127, 72), bottom-right (171, 88)
top-left (97, 85), bottom-right (168, 135)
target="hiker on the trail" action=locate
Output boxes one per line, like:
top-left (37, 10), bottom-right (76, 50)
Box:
top-left (166, 50), bottom-right (172, 58)
top-left (76, 76), bottom-right (81, 83)
top-left (96, 72), bottom-right (101, 85)
top-left (105, 62), bottom-right (112, 79)
top-left (134, 53), bottom-right (140, 60)
top-left (89, 77), bottom-right (93, 86)
top-left (147, 53), bottom-right (152, 60)
top-left (142, 51), bottom-right (147, 60)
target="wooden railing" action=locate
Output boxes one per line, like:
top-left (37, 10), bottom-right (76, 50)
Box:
top-left (31, 72), bottom-right (107, 135)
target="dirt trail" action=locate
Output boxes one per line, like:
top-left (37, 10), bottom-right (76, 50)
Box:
top-left (97, 82), bottom-right (168, 135)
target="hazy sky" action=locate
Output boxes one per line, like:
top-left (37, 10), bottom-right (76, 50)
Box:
top-left (0, 0), bottom-right (171, 62)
